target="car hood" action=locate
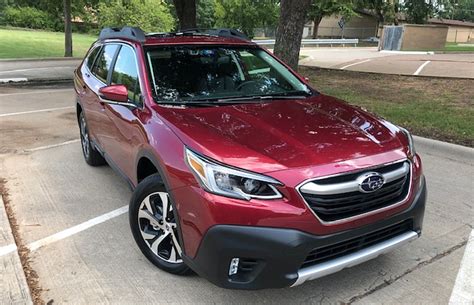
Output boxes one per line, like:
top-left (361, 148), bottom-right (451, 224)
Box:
top-left (156, 94), bottom-right (405, 173)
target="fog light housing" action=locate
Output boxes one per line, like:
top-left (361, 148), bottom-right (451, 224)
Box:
top-left (229, 258), bottom-right (240, 276)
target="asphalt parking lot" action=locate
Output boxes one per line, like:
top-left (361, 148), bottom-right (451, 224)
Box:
top-left (0, 86), bottom-right (473, 304)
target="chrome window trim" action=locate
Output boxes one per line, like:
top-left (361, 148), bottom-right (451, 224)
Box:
top-left (296, 159), bottom-right (412, 225)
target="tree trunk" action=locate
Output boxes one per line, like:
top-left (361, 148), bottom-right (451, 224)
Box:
top-left (311, 15), bottom-right (323, 39)
top-left (64, 0), bottom-right (72, 57)
top-left (173, 0), bottom-right (197, 30)
top-left (274, 0), bottom-right (312, 71)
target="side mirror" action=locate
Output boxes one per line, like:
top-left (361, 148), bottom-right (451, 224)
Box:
top-left (99, 85), bottom-right (128, 103)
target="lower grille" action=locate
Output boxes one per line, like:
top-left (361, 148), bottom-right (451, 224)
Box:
top-left (299, 161), bottom-right (411, 222)
top-left (302, 220), bottom-right (412, 268)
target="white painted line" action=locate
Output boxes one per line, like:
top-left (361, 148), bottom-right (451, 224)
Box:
top-left (0, 78), bottom-right (28, 83)
top-left (0, 244), bottom-right (17, 257)
top-left (414, 61), bottom-right (431, 76)
top-left (24, 139), bottom-right (80, 152)
top-left (0, 106), bottom-right (74, 118)
top-left (0, 66), bottom-right (73, 74)
top-left (449, 230), bottom-right (474, 305)
top-left (28, 205), bottom-right (128, 252)
top-left (0, 88), bottom-right (72, 97)
top-left (340, 59), bottom-right (371, 70)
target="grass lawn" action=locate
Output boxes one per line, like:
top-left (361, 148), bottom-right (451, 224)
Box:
top-left (0, 28), bottom-right (97, 59)
top-left (444, 42), bottom-right (474, 52)
top-left (301, 67), bottom-right (474, 147)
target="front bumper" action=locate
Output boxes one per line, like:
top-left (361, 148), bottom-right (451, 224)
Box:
top-left (182, 176), bottom-right (426, 289)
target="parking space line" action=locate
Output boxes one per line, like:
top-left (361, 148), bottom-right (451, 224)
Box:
top-left (413, 61), bottom-right (431, 76)
top-left (0, 89), bottom-right (72, 97)
top-left (28, 205), bottom-right (128, 252)
top-left (24, 139), bottom-right (80, 152)
top-left (449, 230), bottom-right (474, 304)
top-left (0, 244), bottom-right (17, 257)
top-left (340, 59), bottom-right (371, 70)
top-left (0, 106), bottom-right (74, 118)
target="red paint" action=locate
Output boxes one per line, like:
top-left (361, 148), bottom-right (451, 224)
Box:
top-left (99, 84), bottom-right (129, 102)
top-left (75, 35), bottom-right (423, 258)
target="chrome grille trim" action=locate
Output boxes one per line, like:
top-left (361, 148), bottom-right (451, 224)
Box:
top-left (300, 162), bottom-right (409, 196)
top-left (296, 159), bottom-right (412, 224)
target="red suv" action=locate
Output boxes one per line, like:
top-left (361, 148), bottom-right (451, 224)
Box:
top-left (74, 27), bottom-right (426, 289)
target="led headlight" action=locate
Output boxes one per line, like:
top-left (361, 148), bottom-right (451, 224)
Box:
top-left (185, 148), bottom-right (283, 200)
top-left (399, 127), bottom-right (416, 157)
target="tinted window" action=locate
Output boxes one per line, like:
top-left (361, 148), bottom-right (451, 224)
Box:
top-left (86, 46), bottom-right (101, 70)
top-left (92, 44), bottom-right (119, 83)
top-left (111, 46), bottom-right (140, 103)
top-left (146, 46), bottom-right (310, 103)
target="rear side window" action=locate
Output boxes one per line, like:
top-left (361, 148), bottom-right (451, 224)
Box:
top-left (92, 44), bottom-right (119, 83)
top-left (111, 46), bottom-right (140, 104)
top-left (86, 46), bottom-right (101, 70)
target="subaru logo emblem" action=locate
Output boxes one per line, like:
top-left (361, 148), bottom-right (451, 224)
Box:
top-left (358, 172), bottom-right (385, 193)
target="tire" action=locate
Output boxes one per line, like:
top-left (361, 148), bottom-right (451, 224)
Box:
top-left (129, 174), bottom-right (189, 275)
top-left (79, 111), bottom-right (106, 166)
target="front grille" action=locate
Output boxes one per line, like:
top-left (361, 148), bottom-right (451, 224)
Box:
top-left (302, 220), bottom-right (412, 268)
top-left (300, 161), bottom-right (410, 222)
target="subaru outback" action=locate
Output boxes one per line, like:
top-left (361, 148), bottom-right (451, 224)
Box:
top-left (74, 27), bottom-right (426, 289)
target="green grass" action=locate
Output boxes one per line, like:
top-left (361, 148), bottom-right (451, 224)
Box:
top-left (0, 28), bottom-right (97, 59)
top-left (443, 42), bottom-right (474, 52)
top-left (301, 67), bottom-right (474, 147)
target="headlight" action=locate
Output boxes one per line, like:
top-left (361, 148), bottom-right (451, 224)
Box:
top-left (399, 127), bottom-right (416, 157)
top-left (185, 148), bottom-right (283, 200)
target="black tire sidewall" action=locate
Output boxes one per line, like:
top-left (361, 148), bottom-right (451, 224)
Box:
top-left (129, 174), bottom-right (189, 275)
top-left (79, 111), bottom-right (105, 166)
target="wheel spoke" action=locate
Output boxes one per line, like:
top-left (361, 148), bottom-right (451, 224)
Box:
top-left (170, 230), bottom-right (183, 256)
top-left (169, 246), bottom-right (177, 262)
top-left (140, 226), bottom-right (157, 240)
top-left (151, 231), bottom-right (170, 254)
top-left (138, 209), bottom-right (161, 228)
top-left (159, 192), bottom-right (170, 219)
top-left (142, 196), bottom-right (154, 214)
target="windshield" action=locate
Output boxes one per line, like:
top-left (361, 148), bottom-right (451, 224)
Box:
top-left (145, 45), bottom-right (312, 104)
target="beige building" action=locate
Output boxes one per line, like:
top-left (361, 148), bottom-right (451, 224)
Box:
top-left (428, 18), bottom-right (474, 43)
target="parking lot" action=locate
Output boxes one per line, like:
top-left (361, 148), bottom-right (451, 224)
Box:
top-left (0, 86), bottom-right (473, 304)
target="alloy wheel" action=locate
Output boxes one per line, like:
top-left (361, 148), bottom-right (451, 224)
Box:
top-left (80, 115), bottom-right (90, 159)
top-left (137, 192), bottom-right (183, 264)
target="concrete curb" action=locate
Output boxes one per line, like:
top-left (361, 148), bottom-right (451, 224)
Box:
top-left (0, 78), bottom-right (73, 87)
top-left (0, 196), bottom-right (33, 305)
top-left (414, 135), bottom-right (474, 164)
top-left (0, 57), bottom-right (82, 62)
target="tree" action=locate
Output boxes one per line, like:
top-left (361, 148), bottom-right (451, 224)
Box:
top-left (64, 0), bottom-right (72, 57)
top-left (308, 0), bottom-right (356, 39)
top-left (434, 0), bottom-right (474, 22)
top-left (274, 0), bottom-right (312, 71)
top-left (355, 0), bottom-right (399, 25)
top-left (404, 0), bottom-right (433, 24)
top-left (197, 0), bottom-right (216, 28)
top-left (214, 0), bottom-right (279, 38)
top-left (172, 0), bottom-right (196, 29)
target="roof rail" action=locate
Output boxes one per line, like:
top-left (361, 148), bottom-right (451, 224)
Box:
top-left (147, 28), bottom-right (249, 41)
top-left (99, 27), bottom-right (146, 43)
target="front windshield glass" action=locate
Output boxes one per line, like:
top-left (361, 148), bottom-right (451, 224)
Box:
top-left (145, 46), bottom-right (311, 103)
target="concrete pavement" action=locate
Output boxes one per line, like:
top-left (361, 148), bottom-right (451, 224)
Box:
top-left (300, 47), bottom-right (474, 78)
top-left (0, 86), bottom-right (473, 304)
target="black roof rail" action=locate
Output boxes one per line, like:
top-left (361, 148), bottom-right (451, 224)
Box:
top-left (146, 28), bottom-right (250, 41)
top-left (99, 27), bottom-right (146, 43)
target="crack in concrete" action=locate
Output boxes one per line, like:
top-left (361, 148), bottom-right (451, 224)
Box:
top-left (345, 238), bottom-right (469, 304)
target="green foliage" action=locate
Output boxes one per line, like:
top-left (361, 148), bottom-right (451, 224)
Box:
top-left (2, 6), bottom-right (55, 29)
top-left (404, 0), bottom-right (433, 24)
top-left (214, 0), bottom-right (279, 37)
top-left (308, 0), bottom-right (356, 21)
top-left (97, 0), bottom-right (175, 32)
top-left (436, 0), bottom-right (474, 22)
top-left (197, 0), bottom-right (216, 28)
top-left (355, 0), bottom-right (398, 24)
